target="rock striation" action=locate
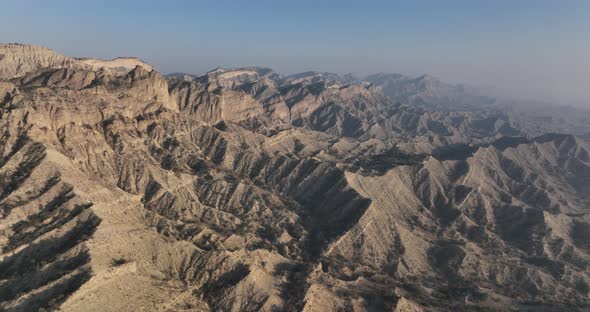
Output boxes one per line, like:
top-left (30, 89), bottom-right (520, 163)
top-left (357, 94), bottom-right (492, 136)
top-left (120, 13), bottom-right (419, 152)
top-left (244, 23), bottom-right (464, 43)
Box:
top-left (0, 44), bottom-right (80, 79)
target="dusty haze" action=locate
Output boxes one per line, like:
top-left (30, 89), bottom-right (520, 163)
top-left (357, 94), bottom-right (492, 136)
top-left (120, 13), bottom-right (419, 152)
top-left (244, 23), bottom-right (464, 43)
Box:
top-left (1, 0), bottom-right (589, 107)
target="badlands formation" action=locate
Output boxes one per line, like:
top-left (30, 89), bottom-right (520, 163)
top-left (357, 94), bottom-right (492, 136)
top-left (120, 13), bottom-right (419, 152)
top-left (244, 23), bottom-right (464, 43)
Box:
top-left (0, 44), bottom-right (589, 311)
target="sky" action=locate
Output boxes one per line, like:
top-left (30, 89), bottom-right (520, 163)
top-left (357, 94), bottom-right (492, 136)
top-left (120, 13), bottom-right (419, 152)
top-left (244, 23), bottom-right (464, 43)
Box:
top-left (1, 0), bottom-right (589, 106)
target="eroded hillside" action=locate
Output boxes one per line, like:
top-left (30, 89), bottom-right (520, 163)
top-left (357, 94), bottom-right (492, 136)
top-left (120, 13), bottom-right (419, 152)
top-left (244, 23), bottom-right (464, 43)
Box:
top-left (0, 44), bottom-right (589, 311)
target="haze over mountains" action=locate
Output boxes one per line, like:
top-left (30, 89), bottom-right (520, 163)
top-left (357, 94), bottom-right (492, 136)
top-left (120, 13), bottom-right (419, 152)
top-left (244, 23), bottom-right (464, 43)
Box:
top-left (1, 43), bottom-right (589, 311)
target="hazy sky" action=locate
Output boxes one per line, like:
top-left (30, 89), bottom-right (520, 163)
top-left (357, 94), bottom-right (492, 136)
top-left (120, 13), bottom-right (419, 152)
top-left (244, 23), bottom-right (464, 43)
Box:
top-left (1, 0), bottom-right (589, 106)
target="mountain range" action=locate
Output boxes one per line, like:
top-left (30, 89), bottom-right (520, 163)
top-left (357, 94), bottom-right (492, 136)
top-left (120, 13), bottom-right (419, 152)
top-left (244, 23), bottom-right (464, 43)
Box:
top-left (0, 43), bottom-right (589, 312)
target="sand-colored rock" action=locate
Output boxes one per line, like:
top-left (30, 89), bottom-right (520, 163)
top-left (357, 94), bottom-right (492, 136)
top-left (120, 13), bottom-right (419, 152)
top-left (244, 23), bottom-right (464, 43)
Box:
top-left (0, 43), bottom-right (81, 79)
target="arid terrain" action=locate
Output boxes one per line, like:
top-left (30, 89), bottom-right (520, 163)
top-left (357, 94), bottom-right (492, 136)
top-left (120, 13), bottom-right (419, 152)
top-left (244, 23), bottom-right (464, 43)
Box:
top-left (1, 43), bottom-right (589, 311)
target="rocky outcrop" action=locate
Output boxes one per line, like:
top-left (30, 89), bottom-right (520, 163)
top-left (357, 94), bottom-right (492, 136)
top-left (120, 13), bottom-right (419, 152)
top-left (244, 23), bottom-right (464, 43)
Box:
top-left (1, 43), bottom-right (154, 81)
top-left (77, 57), bottom-right (153, 73)
top-left (0, 44), bottom-right (81, 79)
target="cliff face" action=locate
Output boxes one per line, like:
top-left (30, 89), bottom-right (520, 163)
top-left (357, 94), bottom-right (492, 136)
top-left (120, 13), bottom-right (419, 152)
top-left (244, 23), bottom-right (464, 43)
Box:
top-left (0, 45), bottom-right (589, 312)
top-left (0, 43), bottom-right (153, 79)
top-left (78, 57), bottom-right (154, 73)
top-left (0, 44), bottom-right (81, 79)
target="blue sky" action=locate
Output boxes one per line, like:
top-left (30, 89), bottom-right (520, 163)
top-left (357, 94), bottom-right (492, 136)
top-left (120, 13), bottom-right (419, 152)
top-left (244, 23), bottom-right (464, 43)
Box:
top-left (1, 0), bottom-right (589, 105)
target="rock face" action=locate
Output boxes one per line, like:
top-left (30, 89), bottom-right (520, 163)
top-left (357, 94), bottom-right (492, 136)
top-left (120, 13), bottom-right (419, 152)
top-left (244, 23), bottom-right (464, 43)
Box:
top-left (0, 43), bottom-right (153, 79)
top-left (77, 57), bottom-right (153, 73)
top-left (0, 44), bottom-right (80, 79)
top-left (0, 44), bottom-right (589, 312)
